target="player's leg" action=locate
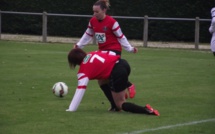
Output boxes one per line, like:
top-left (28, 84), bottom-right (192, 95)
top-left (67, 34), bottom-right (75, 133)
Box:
top-left (111, 89), bottom-right (126, 110)
top-left (123, 59), bottom-right (136, 98)
top-left (105, 50), bottom-right (136, 98)
top-left (210, 33), bottom-right (215, 57)
top-left (111, 90), bottom-right (159, 116)
top-left (98, 79), bottom-right (119, 111)
top-left (110, 59), bottom-right (159, 115)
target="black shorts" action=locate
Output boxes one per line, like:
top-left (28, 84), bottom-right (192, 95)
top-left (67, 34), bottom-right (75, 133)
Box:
top-left (109, 59), bottom-right (131, 92)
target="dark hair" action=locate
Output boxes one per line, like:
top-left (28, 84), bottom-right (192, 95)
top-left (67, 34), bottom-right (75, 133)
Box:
top-left (94, 0), bottom-right (110, 10)
top-left (68, 48), bottom-right (87, 68)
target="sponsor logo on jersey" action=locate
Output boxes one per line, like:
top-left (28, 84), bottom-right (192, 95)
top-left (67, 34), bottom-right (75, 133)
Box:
top-left (95, 32), bottom-right (106, 43)
top-left (103, 26), bottom-right (108, 31)
top-left (83, 54), bottom-right (91, 64)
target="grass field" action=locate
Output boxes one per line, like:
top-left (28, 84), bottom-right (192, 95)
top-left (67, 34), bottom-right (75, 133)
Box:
top-left (0, 40), bottom-right (215, 134)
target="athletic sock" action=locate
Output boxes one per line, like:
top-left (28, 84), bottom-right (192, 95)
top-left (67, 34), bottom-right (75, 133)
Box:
top-left (122, 102), bottom-right (150, 114)
top-left (213, 52), bottom-right (215, 56)
top-left (100, 84), bottom-right (116, 109)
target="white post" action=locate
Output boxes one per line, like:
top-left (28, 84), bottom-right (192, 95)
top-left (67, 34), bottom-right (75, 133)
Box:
top-left (194, 17), bottom-right (200, 49)
top-left (143, 15), bottom-right (148, 47)
top-left (42, 11), bottom-right (47, 42)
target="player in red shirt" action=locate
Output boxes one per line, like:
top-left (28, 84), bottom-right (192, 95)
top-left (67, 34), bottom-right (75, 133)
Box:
top-left (66, 48), bottom-right (159, 116)
top-left (74, 0), bottom-right (137, 111)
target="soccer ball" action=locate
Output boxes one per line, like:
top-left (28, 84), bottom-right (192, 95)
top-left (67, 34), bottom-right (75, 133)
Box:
top-left (52, 82), bottom-right (68, 97)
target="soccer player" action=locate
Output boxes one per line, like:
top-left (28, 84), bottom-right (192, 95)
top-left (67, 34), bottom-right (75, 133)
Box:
top-left (209, 7), bottom-right (215, 57)
top-left (66, 48), bottom-right (159, 116)
top-left (74, 0), bottom-right (137, 111)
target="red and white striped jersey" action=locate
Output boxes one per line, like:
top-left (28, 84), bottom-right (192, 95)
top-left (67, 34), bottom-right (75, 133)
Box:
top-left (67, 51), bottom-right (120, 112)
top-left (78, 51), bottom-right (120, 80)
top-left (76, 15), bottom-right (135, 52)
top-left (90, 15), bottom-right (122, 51)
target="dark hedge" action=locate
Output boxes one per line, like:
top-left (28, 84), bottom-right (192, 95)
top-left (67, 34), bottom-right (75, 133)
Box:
top-left (0, 0), bottom-right (214, 42)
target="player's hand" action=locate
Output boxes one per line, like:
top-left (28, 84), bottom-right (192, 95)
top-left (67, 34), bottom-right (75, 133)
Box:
top-left (66, 109), bottom-right (74, 112)
top-left (133, 47), bottom-right (138, 53)
top-left (73, 44), bottom-right (78, 48)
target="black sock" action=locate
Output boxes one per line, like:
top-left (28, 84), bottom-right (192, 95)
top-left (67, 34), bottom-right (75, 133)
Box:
top-left (213, 52), bottom-right (215, 56)
top-left (122, 102), bottom-right (150, 114)
top-left (100, 84), bottom-right (116, 109)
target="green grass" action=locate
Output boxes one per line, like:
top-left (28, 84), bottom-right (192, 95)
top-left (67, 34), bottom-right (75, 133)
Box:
top-left (0, 40), bottom-right (215, 134)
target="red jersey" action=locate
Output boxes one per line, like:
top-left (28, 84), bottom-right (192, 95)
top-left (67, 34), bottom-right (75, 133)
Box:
top-left (67, 51), bottom-right (120, 111)
top-left (89, 15), bottom-right (122, 51)
top-left (76, 15), bottom-right (135, 53)
top-left (78, 51), bottom-right (120, 80)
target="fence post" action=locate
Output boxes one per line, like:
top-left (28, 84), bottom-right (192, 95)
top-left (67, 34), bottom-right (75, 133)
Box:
top-left (42, 11), bottom-right (47, 42)
top-left (194, 17), bottom-right (200, 49)
top-left (143, 15), bottom-right (148, 47)
top-left (0, 10), bottom-right (1, 40)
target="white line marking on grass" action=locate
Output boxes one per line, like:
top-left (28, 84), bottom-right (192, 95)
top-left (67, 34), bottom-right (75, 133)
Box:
top-left (120, 118), bottom-right (215, 134)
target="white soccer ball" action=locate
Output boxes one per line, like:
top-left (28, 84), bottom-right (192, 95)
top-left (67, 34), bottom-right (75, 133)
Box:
top-left (52, 82), bottom-right (68, 97)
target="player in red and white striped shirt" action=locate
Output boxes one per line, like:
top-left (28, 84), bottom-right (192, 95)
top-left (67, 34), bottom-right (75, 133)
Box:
top-left (66, 48), bottom-right (159, 116)
top-left (74, 0), bottom-right (137, 111)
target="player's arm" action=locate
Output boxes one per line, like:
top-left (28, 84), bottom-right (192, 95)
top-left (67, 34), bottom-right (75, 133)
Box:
top-left (112, 22), bottom-right (138, 53)
top-left (74, 22), bottom-right (94, 48)
top-left (209, 17), bottom-right (215, 34)
top-left (66, 73), bottom-right (89, 112)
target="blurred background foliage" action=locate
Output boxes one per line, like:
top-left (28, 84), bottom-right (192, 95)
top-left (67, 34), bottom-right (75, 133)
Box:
top-left (0, 0), bottom-right (214, 42)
